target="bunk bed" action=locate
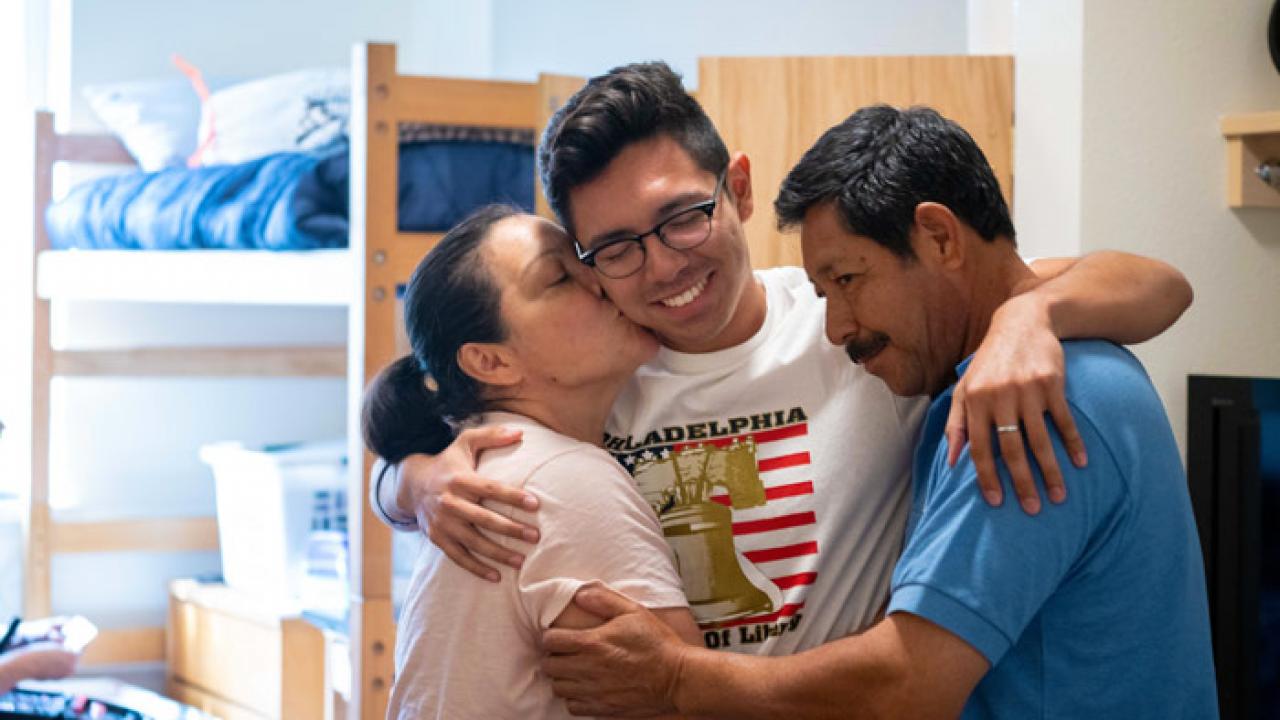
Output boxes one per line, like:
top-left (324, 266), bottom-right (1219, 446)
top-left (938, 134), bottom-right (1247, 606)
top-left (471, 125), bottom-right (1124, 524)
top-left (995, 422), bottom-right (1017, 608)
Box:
top-left (26, 44), bottom-right (1014, 720)
top-left (27, 42), bottom-right (583, 719)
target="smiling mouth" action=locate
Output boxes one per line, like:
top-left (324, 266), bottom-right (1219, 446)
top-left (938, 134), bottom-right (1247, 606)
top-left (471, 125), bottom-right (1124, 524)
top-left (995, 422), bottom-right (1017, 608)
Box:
top-left (845, 334), bottom-right (889, 365)
top-left (658, 276), bottom-right (709, 309)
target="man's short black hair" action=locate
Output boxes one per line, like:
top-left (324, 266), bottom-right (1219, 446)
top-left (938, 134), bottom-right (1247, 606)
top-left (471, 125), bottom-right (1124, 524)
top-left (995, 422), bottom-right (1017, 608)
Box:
top-left (775, 105), bottom-right (1015, 258)
top-left (538, 61), bottom-right (730, 236)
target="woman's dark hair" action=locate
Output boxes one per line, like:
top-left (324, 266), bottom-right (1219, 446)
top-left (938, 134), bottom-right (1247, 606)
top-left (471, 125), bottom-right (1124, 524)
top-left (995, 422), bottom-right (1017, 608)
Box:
top-left (361, 204), bottom-right (520, 465)
top-left (775, 105), bottom-right (1015, 259)
top-left (538, 61), bottom-right (729, 237)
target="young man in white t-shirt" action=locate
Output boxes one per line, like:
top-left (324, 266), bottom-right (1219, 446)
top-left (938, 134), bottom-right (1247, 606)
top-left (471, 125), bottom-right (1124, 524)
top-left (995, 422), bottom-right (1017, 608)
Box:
top-left (372, 62), bottom-right (1192, 654)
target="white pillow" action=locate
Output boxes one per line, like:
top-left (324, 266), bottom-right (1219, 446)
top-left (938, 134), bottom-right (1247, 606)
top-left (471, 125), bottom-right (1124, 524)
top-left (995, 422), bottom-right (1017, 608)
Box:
top-left (82, 79), bottom-right (205, 172)
top-left (195, 68), bottom-right (350, 166)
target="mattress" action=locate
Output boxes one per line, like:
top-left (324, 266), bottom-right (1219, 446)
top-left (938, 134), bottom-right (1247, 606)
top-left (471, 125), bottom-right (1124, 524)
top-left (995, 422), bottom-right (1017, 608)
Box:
top-left (46, 140), bottom-right (535, 251)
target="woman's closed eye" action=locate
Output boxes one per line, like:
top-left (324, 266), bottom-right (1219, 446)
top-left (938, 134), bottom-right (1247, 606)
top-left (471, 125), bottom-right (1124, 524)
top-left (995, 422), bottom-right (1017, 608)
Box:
top-left (540, 258), bottom-right (573, 287)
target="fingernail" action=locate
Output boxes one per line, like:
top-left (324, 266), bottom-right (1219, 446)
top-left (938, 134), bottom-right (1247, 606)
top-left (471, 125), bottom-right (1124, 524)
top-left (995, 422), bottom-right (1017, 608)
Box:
top-left (522, 494), bottom-right (540, 510)
top-left (486, 571), bottom-right (500, 582)
top-left (1049, 487), bottom-right (1067, 503)
top-left (983, 490), bottom-right (1002, 507)
top-left (510, 555), bottom-right (524, 568)
top-left (523, 528), bottom-right (540, 543)
top-left (1073, 450), bottom-right (1088, 467)
top-left (1021, 497), bottom-right (1041, 515)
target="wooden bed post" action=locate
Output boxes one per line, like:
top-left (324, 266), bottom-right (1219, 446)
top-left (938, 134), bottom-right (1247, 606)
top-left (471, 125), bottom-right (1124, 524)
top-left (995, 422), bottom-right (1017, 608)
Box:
top-left (534, 74), bottom-right (585, 220)
top-left (25, 111), bottom-right (55, 620)
top-left (347, 42), bottom-right (398, 720)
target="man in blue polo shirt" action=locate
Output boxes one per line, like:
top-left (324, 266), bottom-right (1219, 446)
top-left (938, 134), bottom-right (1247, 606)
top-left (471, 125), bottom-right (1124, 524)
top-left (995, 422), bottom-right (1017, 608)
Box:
top-left (539, 105), bottom-right (1217, 719)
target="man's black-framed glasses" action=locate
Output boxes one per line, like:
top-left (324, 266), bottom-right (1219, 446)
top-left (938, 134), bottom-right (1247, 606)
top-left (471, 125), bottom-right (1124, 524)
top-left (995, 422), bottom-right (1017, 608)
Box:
top-left (574, 171), bottom-right (727, 279)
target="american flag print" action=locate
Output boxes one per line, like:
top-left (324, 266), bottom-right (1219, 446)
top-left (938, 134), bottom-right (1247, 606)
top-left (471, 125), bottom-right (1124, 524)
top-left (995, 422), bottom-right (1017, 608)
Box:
top-left (604, 406), bottom-right (818, 650)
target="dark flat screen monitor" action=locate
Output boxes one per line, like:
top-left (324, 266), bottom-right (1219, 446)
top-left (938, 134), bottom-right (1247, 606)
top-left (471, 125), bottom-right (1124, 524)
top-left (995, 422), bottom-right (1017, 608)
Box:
top-left (1187, 374), bottom-right (1280, 719)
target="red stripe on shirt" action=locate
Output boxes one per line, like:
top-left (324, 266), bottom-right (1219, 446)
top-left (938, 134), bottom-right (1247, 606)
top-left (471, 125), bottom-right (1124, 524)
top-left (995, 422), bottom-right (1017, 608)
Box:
top-left (771, 572), bottom-right (818, 589)
top-left (745, 423), bottom-right (808, 445)
top-left (743, 541), bottom-right (819, 563)
top-left (709, 480), bottom-right (814, 506)
top-left (709, 602), bottom-right (806, 629)
top-left (732, 511), bottom-right (816, 535)
top-left (757, 452), bottom-right (811, 472)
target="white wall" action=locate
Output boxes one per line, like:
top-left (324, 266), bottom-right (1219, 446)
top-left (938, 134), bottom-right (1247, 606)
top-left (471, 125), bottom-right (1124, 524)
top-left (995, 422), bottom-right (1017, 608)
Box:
top-left (1012, 1), bottom-right (1084, 259)
top-left (400, 0), bottom-right (493, 78)
top-left (1016, 0), bottom-right (1280, 452)
top-left (489, 0), bottom-right (969, 85)
top-left (968, 0), bottom-right (1013, 55)
top-left (63, 0), bottom-right (418, 128)
top-left (1079, 0), bottom-right (1280, 451)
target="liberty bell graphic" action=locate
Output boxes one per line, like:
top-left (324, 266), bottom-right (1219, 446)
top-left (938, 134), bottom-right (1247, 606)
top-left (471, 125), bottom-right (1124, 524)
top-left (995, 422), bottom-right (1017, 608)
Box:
top-left (636, 438), bottom-right (774, 623)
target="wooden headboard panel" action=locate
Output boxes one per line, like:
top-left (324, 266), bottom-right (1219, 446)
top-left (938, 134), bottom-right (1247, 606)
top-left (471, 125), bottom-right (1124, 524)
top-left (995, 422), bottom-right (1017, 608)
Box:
top-left (697, 56), bottom-right (1014, 269)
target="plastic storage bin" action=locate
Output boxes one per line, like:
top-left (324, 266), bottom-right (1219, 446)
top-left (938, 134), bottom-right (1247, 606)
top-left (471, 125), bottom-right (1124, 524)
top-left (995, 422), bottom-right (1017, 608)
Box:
top-left (199, 440), bottom-right (347, 607)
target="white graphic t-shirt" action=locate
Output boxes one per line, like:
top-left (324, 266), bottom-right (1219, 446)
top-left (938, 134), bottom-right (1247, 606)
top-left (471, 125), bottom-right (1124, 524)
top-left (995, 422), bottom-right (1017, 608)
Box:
top-left (606, 267), bottom-right (927, 656)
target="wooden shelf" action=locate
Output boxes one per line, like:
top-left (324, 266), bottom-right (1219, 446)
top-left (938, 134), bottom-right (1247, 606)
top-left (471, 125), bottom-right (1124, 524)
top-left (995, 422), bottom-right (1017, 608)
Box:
top-left (167, 580), bottom-right (330, 719)
top-left (50, 516), bottom-right (219, 554)
top-left (82, 626), bottom-right (166, 667)
top-left (51, 346), bottom-right (346, 377)
top-left (1221, 111), bottom-right (1280, 208)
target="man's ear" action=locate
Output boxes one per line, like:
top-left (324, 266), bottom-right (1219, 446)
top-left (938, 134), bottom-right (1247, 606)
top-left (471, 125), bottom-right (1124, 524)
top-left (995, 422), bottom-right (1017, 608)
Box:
top-left (726, 151), bottom-right (754, 223)
top-left (457, 342), bottom-right (522, 389)
top-left (913, 202), bottom-right (964, 269)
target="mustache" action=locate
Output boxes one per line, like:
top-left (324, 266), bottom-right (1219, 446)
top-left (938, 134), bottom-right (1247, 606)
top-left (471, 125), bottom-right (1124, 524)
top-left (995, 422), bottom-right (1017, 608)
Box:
top-left (844, 333), bottom-right (890, 364)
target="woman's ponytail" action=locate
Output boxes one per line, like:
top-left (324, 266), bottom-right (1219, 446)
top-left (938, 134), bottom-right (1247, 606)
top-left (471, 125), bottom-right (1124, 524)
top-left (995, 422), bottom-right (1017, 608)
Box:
top-left (360, 203), bottom-right (521, 465)
top-left (361, 354), bottom-right (455, 464)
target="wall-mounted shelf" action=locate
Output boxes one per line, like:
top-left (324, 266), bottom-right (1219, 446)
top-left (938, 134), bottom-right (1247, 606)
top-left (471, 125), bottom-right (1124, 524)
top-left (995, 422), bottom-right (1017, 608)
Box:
top-left (1221, 111), bottom-right (1280, 208)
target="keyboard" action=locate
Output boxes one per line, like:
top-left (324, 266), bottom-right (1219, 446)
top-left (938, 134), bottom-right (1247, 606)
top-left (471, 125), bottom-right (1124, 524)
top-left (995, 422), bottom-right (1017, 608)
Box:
top-left (0, 688), bottom-right (149, 719)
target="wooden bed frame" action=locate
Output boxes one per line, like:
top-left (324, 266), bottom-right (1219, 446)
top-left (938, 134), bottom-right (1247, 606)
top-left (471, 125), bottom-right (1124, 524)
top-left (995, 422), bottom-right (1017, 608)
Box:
top-left (26, 42), bottom-right (582, 719)
top-left (25, 43), bottom-right (1012, 719)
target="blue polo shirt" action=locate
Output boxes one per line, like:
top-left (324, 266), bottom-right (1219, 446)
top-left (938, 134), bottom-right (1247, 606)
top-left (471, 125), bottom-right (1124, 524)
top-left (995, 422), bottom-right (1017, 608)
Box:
top-left (887, 340), bottom-right (1217, 718)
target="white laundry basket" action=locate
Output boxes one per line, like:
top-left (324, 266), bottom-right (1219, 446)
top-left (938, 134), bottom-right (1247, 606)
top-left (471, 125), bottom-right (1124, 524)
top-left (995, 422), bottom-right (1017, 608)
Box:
top-left (200, 440), bottom-right (347, 606)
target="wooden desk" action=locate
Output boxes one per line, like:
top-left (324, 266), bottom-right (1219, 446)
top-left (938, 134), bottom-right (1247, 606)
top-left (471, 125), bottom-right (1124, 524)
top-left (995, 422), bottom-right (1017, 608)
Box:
top-left (165, 580), bottom-right (337, 720)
